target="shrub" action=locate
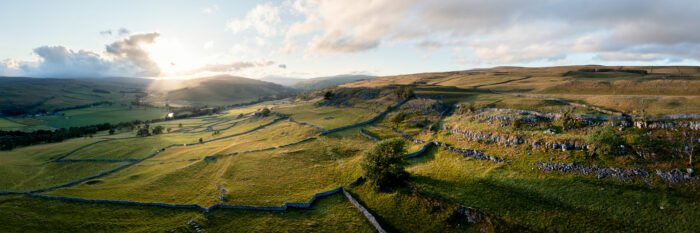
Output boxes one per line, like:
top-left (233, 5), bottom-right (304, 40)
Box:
top-left (323, 91), bottom-right (334, 100)
top-left (586, 127), bottom-right (625, 157)
top-left (390, 112), bottom-right (407, 127)
top-left (108, 129), bottom-right (115, 135)
top-left (136, 128), bottom-right (150, 137)
top-left (394, 86), bottom-right (415, 100)
top-left (260, 108), bottom-right (271, 117)
top-left (361, 138), bottom-right (408, 191)
top-left (152, 125), bottom-right (165, 135)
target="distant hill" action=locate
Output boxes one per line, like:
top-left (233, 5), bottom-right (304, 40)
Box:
top-left (293, 74), bottom-right (375, 90)
top-left (0, 75), bottom-right (298, 116)
top-left (0, 77), bottom-right (147, 116)
top-left (260, 75), bottom-right (306, 86)
top-left (147, 75), bottom-right (298, 107)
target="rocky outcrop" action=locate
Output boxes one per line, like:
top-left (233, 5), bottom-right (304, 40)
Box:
top-left (655, 169), bottom-right (697, 184)
top-left (536, 162), bottom-right (697, 185)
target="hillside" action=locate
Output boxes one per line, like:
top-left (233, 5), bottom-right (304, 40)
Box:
top-left (147, 75), bottom-right (298, 107)
top-left (343, 65), bottom-right (700, 116)
top-left (293, 74), bottom-right (375, 90)
top-left (0, 77), bottom-right (147, 116)
top-left (259, 75), bottom-right (306, 86)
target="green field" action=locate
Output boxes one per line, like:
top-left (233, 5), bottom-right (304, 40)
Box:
top-left (2, 66), bottom-right (699, 232)
top-left (42, 105), bottom-right (169, 128)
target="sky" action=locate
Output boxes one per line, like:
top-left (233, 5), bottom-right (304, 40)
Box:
top-left (1, 0), bottom-right (699, 79)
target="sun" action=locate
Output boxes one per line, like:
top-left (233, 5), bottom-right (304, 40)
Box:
top-left (142, 37), bottom-right (202, 77)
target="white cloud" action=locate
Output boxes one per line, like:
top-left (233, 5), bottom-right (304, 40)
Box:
top-left (283, 0), bottom-right (700, 63)
top-left (202, 5), bottom-right (219, 14)
top-left (0, 33), bottom-right (161, 78)
top-left (227, 3), bottom-right (280, 37)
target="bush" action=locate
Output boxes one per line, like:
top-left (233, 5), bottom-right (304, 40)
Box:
top-left (390, 112), bottom-right (407, 127)
top-left (394, 86), bottom-right (415, 100)
top-left (586, 127), bottom-right (625, 157)
top-left (152, 125), bottom-right (164, 135)
top-left (136, 128), bottom-right (150, 137)
top-left (628, 134), bottom-right (670, 160)
top-left (323, 91), bottom-right (334, 100)
top-left (361, 138), bottom-right (408, 191)
top-left (260, 108), bottom-right (271, 117)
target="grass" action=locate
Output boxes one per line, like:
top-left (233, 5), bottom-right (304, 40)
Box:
top-left (0, 193), bottom-right (375, 232)
top-left (403, 148), bottom-right (700, 232)
top-left (0, 137), bottom-right (129, 192)
top-left (0, 118), bottom-right (25, 128)
top-left (2, 70), bottom-right (700, 231)
top-left (41, 105), bottom-right (169, 128)
top-left (48, 132), bottom-right (372, 207)
top-left (275, 103), bottom-right (378, 130)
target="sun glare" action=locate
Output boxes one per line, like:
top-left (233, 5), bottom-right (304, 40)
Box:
top-left (142, 37), bottom-right (202, 77)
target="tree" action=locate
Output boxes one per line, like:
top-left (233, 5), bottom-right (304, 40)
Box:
top-left (394, 86), bottom-right (415, 100)
top-left (361, 138), bottom-right (408, 191)
top-left (586, 127), bottom-right (625, 157)
top-left (199, 138), bottom-right (203, 143)
top-left (178, 123), bottom-right (183, 128)
top-left (558, 108), bottom-right (575, 131)
top-left (681, 131), bottom-right (698, 166)
top-left (108, 129), bottom-right (115, 135)
top-left (324, 91), bottom-right (334, 100)
top-left (136, 128), bottom-right (151, 137)
top-left (260, 107), bottom-right (271, 117)
top-left (167, 127), bottom-right (172, 133)
top-left (390, 112), bottom-right (407, 128)
top-left (152, 125), bottom-right (164, 135)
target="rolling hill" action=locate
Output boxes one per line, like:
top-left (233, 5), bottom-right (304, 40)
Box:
top-left (146, 75), bottom-right (298, 107)
top-left (293, 74), bottom-right (375, 90)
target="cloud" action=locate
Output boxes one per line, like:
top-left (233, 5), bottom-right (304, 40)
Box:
top-left (105, 32), bottom-right (161, 76)
top-left (228, 3), bottom-right (280, 37)
top-left (117, 28), bottom-right (130, 36)
top-left (278, 64), bottom-right (286, 69)
top-left (186, 61), bottom-right (276, 74)
top-left (0, 33), bottom-right (161, 78)
top-left (202, 5), bottom-right (219, 14)
top-left (99, 30), bottom-right (112, 36)
top-left (284, 0), bottom-right (700, 63)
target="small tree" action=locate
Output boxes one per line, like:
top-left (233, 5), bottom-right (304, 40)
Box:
top-left (167, 127), bottom-right (172, 133)
top-left (390, 112), bottom-right (407, 128)
top-left (152, 125), bottom-right (164, 135)
top-left (681, 131), bottom-right (698, 166)
top-left (361, 138), bottom-right (408, 191)
top-left (558, 108), bottom-right (575, 131)
top-left (324, 91), bottom-right (334, 100)
top-left (136, 128), bottom-right (150, 137)
top-left (586, 127), bottom-right (625, 157)
top-left (108, 129), bottom-right (115, 135)
top-left (260, 107), bottom-right (271, 117)
top-left (394, 86), bottom-right (415, 100)
top-left (199, 138), bottom-right (203, 143)
top-left (178, 123), bottom-right (183, 128)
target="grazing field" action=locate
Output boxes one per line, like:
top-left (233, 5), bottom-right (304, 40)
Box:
top-left (2, 66), bottom-right (699, 232)
top-left (0, 118), bottom-right (24, 128)
top-left (0, 193), bottom-right (374, 232)
top-left (41, 105), bottom-right (169, 128)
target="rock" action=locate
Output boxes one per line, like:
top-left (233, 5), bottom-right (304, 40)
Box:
top-left (447, 207), bottom-right (485, 225)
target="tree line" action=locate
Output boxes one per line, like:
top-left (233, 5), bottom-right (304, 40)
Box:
top-left (0, 106), bottom-right (226, 151)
